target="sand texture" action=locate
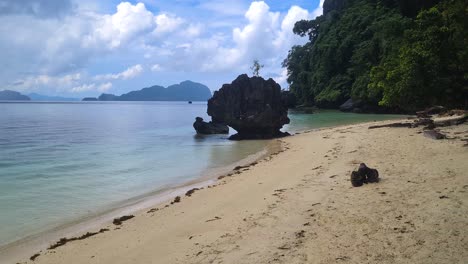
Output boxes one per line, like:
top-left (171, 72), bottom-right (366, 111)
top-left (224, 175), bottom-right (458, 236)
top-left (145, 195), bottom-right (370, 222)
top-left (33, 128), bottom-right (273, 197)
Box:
top-left (11, 119), bottom-right (468, 264)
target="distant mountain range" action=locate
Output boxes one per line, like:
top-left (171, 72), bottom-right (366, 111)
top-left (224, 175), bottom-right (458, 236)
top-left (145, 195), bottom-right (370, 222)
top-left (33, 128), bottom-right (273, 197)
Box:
top-left (1, 80), bottom-right (212, 102)
top-left (85, 81), bottom-right (212, 102)
top-left (28, 93), bottom-right (79, 102)
top-left (0, 90), bottom-right (31, 101)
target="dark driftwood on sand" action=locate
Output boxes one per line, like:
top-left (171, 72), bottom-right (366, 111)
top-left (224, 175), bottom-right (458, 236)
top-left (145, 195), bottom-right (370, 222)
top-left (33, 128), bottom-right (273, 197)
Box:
top-left (423, 130), bottom-right (446, 140)
top-left (434, 115), bottom-right (468, 127)
top-left (368, 122), bottom-right (412, 129)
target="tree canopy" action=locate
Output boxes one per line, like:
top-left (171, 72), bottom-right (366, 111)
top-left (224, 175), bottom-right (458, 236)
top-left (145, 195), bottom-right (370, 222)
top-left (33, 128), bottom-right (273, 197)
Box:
top-left (283, 0), bottom-right (467, 112)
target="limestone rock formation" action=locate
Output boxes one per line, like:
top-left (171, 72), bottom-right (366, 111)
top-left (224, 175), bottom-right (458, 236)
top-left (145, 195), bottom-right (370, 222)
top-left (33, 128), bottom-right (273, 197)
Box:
top-left (193, 117), bottom-right (229, 135)
top-left (207, 74), bottom-right (290, 140)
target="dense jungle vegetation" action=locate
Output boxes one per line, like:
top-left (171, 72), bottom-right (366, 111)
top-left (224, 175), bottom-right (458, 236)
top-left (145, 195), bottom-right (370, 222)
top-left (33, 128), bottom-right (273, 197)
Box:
top-left (283, 0), bottom-right (467, 112)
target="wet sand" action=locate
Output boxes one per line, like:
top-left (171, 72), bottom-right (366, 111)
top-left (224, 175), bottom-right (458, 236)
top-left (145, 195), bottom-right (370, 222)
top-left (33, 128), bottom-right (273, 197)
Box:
top-left (9, 118), bottom-right (468, 264)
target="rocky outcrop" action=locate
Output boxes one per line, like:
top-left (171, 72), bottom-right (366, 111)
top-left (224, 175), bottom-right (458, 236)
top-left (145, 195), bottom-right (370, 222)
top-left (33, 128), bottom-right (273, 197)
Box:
top-left (82, 97), bottom-right (98, 101)
top-left (193, 117), bottom-right (229, 134)
top-left (339, 98), bottom-right (356, 112)
top-left (207, 74), bottom-right (290, 140)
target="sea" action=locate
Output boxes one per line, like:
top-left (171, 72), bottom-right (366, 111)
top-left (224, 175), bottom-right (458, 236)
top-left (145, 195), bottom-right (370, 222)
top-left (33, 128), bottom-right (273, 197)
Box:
top-left (0, 101), bottom-right (404, 247)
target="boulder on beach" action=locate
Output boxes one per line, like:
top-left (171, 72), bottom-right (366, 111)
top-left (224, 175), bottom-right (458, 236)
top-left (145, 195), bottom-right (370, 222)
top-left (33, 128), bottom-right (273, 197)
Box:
top-left (351, 163), bottom-right (379, 187)
top-left (207, 74), bottom-right (290, 140)
top-left (193, 117), bottom-right (229, 134)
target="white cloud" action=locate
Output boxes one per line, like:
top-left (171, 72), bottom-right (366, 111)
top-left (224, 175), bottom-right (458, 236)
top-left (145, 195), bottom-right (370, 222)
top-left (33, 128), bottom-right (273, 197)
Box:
top-left (152, 13), bottom-right (184, 37)
top-left (83, 2), bottom-right (155, 49)
top-left (0, 0), bottom-right (323, 94)
top-left (172, 1), bottom-right (312, 79)
top-left (311, 0), bottom-right (325, 18)
top-left (71, 82), bottom-right (112, 93)
top-left (94, 64), bottom-right (143, 80)
top-left (151, 64), bottom-right (163, 72)
top-left (184, 23), bottom-right (203, 38)
top-left (12, 73), bottom-right (82, 91)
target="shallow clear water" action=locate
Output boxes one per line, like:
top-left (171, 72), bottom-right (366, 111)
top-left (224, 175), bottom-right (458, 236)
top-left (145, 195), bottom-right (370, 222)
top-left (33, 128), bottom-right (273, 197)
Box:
top-left (0, 102), bottom-right (404, 246)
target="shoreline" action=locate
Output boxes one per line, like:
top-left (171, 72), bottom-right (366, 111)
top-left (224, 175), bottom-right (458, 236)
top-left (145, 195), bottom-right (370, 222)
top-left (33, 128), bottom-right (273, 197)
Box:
top-left (5, 116), bottom-right (467, 263)
top-left (0, 119), bottom-right (396, 263)
top-left (0, 137), bottom-right (281, 263)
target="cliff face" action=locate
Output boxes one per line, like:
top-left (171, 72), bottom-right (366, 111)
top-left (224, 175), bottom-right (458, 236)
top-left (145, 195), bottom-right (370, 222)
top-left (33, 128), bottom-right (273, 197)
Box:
top-left (0, 90), bottom-right (30, 101)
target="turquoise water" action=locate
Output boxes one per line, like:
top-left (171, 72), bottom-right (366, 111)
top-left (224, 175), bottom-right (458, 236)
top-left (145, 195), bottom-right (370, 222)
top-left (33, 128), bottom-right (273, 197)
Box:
top-left (0, 102), bottom-right (404, 246)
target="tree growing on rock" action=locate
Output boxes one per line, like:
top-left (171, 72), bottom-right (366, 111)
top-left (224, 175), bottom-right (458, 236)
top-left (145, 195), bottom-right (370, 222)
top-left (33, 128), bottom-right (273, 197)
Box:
top-left (250, 59), bottom-right (264, 77)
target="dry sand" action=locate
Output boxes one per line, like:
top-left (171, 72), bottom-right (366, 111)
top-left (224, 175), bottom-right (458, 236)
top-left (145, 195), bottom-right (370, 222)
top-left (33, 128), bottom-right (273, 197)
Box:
top-left (10, 119), bottom-right (468, 264)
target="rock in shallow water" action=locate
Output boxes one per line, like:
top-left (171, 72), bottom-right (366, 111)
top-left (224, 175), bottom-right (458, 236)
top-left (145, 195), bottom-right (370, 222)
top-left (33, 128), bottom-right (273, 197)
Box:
top-left (193, 117), bottom-right (229, 134)
top-left (207, 74), bottom-right (290, 140)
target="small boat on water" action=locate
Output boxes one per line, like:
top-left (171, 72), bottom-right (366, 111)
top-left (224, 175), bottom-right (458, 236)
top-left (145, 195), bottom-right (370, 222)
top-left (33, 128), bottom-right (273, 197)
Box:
top-left (188, 101), bottom-right (192, 104)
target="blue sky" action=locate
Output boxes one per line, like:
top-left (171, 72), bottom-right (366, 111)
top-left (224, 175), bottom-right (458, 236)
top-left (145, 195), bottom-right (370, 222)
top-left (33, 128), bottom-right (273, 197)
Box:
top-left (0, 0), bottom-right (322, 97)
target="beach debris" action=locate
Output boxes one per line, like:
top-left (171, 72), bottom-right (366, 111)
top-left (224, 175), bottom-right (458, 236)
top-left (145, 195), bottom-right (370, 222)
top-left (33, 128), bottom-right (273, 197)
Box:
top-left (205, 216), bottom-right (222, 222)
top-left (147, 208), bottom-right (159, 213)
top-left (423, 130), bottom-right (446, 140)
top-left (416, 106), bottom-right (447, 117)
top-left (112, 215), bottom-right (135, 225)
top-left (185, 188), bottom-right (200, 197)
top-left (233, 165), bottom-right (247, 171)
top-left (368, 122), bottom-right (412, 129)
top-left (295, 230), bottom-right (306, 238)
top-left (439, 195), bottom-right (449, 199)
top-left (48, 228), bottom-right (109, 250)
top-left (351, 163), bottom-right (379, 187)
top-left (411, 118), bottom-right (434, 128)
top-left (30, 253), bottom-right (40, 261)
top-left (336, 256), bottom-right (350, 261)
top-left (171, 196), bottom-right (181, 204)
top-left (370, 114), bottom-right (467, 131)
top-left (434, 115), bottom-right (468, 127)
top-left (278, 245), bottom-right (291, 250)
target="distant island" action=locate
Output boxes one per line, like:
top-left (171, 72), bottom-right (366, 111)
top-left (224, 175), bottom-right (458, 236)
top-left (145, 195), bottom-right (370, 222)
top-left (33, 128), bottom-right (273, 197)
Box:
top-left (0, 90), bottom-right (31, 101)
top-left (28, 93), bottom-right (79, 102)
top-left (83, 81), bottom-right (212, 102)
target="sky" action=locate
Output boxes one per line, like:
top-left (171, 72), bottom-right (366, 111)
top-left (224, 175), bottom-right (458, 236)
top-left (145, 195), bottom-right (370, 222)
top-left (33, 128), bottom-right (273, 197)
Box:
top-left (0, 0), bottom-right (323, 97)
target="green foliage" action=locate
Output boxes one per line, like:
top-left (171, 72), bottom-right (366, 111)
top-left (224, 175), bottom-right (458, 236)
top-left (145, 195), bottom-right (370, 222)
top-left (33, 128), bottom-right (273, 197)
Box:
top-left (250, 59), bottom-right (264, 77)
top-left (284, 0), bottom-right (467, 111)
top-left (370, 0), bottom-right (468, 110)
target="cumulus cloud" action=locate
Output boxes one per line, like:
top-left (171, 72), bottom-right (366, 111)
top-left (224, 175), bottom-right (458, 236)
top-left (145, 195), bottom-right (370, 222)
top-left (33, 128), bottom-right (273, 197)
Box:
top-left (94, 64), bottom-right (144, 81)
top-left (1, 0), bottom-right (323, 94)
top-left (83, 2), bottom-right (156, 49)
top-left (171, 1), bottom-right (312, 79)
top-left (152, 13), bottom-right (184, 37)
